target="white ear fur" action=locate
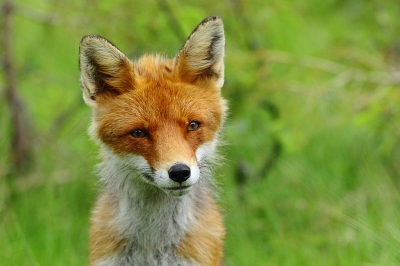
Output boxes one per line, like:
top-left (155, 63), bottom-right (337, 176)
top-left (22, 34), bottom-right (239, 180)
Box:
top-left (173, 16), bottom-right (225, 88)
top-left (79, 35), bottom-right (134, 107)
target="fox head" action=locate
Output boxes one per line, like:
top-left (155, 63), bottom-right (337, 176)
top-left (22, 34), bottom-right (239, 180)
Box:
top-left (79, 16), bottom-right (227, 197)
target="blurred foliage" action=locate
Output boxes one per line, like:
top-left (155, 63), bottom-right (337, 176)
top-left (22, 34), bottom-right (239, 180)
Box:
top-left (1, 0), bottom-right (400, 265)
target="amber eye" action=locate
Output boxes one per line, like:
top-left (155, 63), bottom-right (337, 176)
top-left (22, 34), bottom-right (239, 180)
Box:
top-left (188, 121), bottom-right (201, 131)
top-left (130, 129), bottom-right (147, 138)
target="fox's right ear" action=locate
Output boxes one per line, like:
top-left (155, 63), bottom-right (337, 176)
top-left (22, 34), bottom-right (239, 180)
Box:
top-left (172, 16), bottom-right (225, 89)
top-left (79, 35), bottom-right (134, 107)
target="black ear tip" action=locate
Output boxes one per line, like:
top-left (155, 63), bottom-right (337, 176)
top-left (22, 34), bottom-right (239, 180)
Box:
top-left (201, 16), bottom-right (222, 23)
top-left (195, 16), bottom-right (224, 30)
top-left (79, 35), bottom-right (123, 58)
top-left (80, 35), bottom-right (102, 46)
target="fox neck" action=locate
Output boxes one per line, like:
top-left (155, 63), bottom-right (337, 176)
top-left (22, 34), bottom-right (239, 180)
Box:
top-left (97, 148), bottom-right (207, 250)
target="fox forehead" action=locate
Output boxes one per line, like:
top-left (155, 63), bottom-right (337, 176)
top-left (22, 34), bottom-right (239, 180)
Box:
top-left (91, 56), bottom-right (226, 160)
top-left (94, 65), bottom-right (225, 132)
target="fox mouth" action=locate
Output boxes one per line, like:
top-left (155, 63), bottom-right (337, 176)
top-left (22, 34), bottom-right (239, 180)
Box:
top-left (163, 185), bottom-right (192, 196)
top-left (165, 185), bottom-right (191, 191)
top-left (142, 173), bottom-right (192, 195)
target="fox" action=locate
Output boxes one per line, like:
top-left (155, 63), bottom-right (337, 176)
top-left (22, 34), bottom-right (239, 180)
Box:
top-left (78, 16), bottom-right (227, 266)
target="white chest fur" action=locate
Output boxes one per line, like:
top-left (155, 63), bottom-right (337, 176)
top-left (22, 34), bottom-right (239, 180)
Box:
top-left (92, 158), bottom-right (210, 266)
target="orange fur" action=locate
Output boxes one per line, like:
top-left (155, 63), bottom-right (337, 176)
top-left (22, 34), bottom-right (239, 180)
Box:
top-left (89, 193), bottom-right (126, 264)
top-left (93, 58), bottom-right (225, 168)
top-left (80, 16), bottom-right (227, 266)
top-left (178, 193), bottom-right (225, 265)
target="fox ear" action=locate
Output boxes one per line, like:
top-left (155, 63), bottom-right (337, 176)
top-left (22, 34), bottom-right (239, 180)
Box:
top-left (79, 35), bottom-right (134, 106)
top-left (173, 16), bottom-right (225, 89)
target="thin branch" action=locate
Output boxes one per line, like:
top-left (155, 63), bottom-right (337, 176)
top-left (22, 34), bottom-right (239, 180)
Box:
top-left (230, 0), bottom-right (260, 51)
top-left (229, 0), bottom-right (282, 183)
top-left (16, 170), bottom-right (75, 192)
top-left (12, 2), bottom-right (88, 27)
top-left (263, 49), bottom-right (400, 85)
top-left (155, 0), bottom-right (186, 43)
top-left (1, 0), bottom-right (33, 174)
top-left (46, 92), bottom-right (85, 139)
top-left (14, 2), bottom-right (61, 25)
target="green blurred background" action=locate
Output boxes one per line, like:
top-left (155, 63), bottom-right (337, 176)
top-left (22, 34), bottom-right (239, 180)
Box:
top-left (1, 0), bottom-right (400, 265)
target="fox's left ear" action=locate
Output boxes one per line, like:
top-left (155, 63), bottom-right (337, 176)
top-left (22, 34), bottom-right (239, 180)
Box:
top-left (173, 16), bottom-right (225, 89)
top-left (79, 35), bottom-right (134, 108)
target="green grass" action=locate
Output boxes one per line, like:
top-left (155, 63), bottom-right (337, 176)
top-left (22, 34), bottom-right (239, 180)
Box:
top-left (224, 127), bottom-right (400, 265)
top-left (1, 0), bottom-right (400, 265)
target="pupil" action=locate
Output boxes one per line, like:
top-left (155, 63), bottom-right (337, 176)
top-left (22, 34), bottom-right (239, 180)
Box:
top-left (189, 121), bottom-right (199, 130)
top-left (132, 129), bottom-right (144, 137)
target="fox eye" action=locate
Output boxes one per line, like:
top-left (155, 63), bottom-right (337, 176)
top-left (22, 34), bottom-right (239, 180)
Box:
top-left (188, 121), bottom-right (201, 131)
top-left (130, 129), bottom-right (147, 138)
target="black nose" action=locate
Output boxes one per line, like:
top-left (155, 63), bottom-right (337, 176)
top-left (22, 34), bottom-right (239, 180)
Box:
top-left (168, 164), bottom-right (191, 183)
